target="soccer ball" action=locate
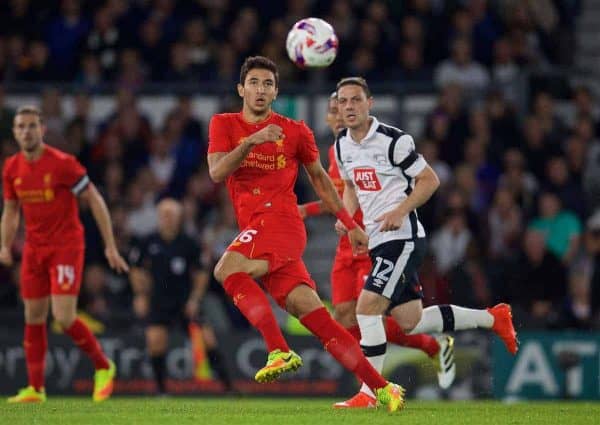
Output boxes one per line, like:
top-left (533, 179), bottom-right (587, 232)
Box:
top-left (286, 18), bottom-right (338, 68)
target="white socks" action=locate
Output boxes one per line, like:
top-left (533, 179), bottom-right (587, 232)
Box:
top-left (356, 314), bottom-right (386, 398)
top-left (409, 305), bottom-right (494, 334)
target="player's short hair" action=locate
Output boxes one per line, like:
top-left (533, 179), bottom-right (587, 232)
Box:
top-left (239, 56), bottom-right (279, 87)
top-left (330, 91), bottom-right (338, 99)
top-left (15, 105), bottom-right (43, 122)
top-left (336, 77), bottom-right (371, 98)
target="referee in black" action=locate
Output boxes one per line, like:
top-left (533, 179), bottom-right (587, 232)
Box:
top-left (129, 198), bottom-right (233, 395)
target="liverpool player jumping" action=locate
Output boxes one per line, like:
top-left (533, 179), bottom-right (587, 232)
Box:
top-left (299, 93), bottom-right (455, 409)
top-left (207, 56), bottom-right (404, 412)
top-left (1, 106), bottom-right (129, 403)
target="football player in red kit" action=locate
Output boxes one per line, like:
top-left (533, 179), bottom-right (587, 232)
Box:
top-left (207, 56), bottom-right (404, 412)
top-left (1, 106), bottom-right (129, 403)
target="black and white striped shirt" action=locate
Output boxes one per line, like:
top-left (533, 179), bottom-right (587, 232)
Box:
top-left (335, 116), bottom-right (427, 249)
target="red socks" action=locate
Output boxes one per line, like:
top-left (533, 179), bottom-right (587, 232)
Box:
top-left (223, 272), bottom-right (290, 353)
top-left (301, 307), bottom-right (387, 392)
top-left (347, 318), bottom-right (440, 358)
top-left (64, 318), bottom-right (110, 370)
top-left (385, 317), bottom-right (440, 357)
top-left (24, 324), bottom-right (47, 391)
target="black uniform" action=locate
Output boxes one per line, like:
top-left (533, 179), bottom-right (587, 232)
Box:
top-left (129, 232), bottom-right (204, 326)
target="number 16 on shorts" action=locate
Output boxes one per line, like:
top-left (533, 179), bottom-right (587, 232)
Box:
top-left (232, 229), bottom-right (258, 246)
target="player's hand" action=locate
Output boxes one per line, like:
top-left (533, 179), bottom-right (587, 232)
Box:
top-left (105, 246), bottom-right (130, 273)
top-left (185, 299), bottom-right (200, 319)
top-left (298, 204), bottom-right (307, 219)
top-left (347, 227), bottom-right (368, 255)
top-left (334, 219), bottom-right (347, 235)
top-left (249, 124), bottom-right (284, 145)
top-left (375, 208), bottom-right (406, 232)
top-left (0, 247), bottom-right (13, 267)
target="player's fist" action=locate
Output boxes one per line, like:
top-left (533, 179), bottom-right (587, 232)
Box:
top-left (347, 227), bottom-right (368, 255)
top-left (334, 219), bottom-right (347, 235)
top-left (375, 208), bottom-right (406, 232)
top-left (298, 204), bottom-right (307, 219)
top-left (104, 246), bottom-right (130, 273)
top-left (0, 247), bottom-right (13, 267)
top-left (250, 124), bottom-right (284, 145)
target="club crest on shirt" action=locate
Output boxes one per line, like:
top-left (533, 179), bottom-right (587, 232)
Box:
top-left (44, 173), bottom-right (52, 185)
top-left (275, 138), bottom-right (284, 152)
top-left (353, 167), bottom-right (381, 191)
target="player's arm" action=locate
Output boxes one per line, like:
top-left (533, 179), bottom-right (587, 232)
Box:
top-left (0, 199), bottom-right (20, 266)
top-left (207, 124), bottom-right (283, 182)
top-left (304, 160), bottom-right (368, 254)
top-left (129, 266), bottom-right (152, 318)
top-left (79, 183), bottom-right (129, 272)
top-left (298, 200), bottom-right (324, 219)
top-left (185, 269), bottom-right (209, 319)
top-left (376, 165), bottom-right (440, 232)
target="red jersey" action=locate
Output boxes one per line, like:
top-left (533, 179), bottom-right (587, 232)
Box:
top-left (327, 145), bottom-right (367, 258)
top-left (209, 112), bottom-right (319, 228)
top-left (2, 145), bottom-right (88, 247)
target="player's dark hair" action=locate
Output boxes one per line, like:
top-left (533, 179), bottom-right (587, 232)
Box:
top-left (336, 77), bottom-right (371, 98)
top-left (239, 56), bottom-right (279, 87)
top-left (15, 105), bottom-right (43, 122)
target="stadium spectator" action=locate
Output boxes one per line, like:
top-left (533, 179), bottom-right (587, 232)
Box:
top-left (434, 37), bottom-right (490, 97)
top-left (508, 229), bottom-right (567, 329)
top-left (528, 191), bottom-right (582, 265)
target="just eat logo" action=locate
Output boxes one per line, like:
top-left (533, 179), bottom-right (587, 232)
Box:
top-left (353, 167), bottom-right (381, 191)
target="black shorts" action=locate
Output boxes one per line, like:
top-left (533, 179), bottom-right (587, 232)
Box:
top-left (364, 238), bottom-right (426, 308)
top-left (147, 302), bottom-right (206, 328)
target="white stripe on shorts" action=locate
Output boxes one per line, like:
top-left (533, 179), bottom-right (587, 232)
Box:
top-left (382, 241), bottom-right (414, 299)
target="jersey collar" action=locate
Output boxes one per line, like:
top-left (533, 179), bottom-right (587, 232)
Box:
top-left (364, 116), bottom-right (380, 141)
top-left (348, 116), bottom-right (379, 144)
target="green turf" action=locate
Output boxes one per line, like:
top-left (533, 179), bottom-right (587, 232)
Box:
top-left (1, 398), bottom-right (599, 425)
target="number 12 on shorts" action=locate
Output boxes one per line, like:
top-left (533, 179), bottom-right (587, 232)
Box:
top-left (371, 256), bottom-right (394, 287)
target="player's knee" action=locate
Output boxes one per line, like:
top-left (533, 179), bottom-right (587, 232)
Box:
top-left (53, 312), bottom-right (76, 329)
top-left (333, 304), bottom-right (357, 328)
top-left (213, 259), bottom-right (229, 283)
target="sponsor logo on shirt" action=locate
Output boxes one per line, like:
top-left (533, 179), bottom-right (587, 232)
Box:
top-left (353, 168), bottom-right (381, 191)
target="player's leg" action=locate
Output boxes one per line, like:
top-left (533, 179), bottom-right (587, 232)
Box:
top-left (146, 324), bottom-right (169, 395)
top-left (8, 247), bottom-right (50, 403)
top-left (213, 250), bottom-right (291, 354)
top-left (283, 276), bottom-right (404, 412)
top-left (200, 324), bottom-right (234, 391)
top-left (390, 299), bottom-right (456, 389)
top-left (7, 298), bottom-right (50, 403)
top-left (398, 303), bottom-right (518, 354)
top-left (49, 247), bottom-right (116, 400)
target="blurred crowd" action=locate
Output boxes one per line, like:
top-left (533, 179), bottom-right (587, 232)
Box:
top-left (0, 0), bottom-right (582, 87)
top-left (0, 0), bottom-right (598, 333)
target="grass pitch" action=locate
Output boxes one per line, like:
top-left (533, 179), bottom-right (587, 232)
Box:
top-left (1, 397), bottom-right (598, 425)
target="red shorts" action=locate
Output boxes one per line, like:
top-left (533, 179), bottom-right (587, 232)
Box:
top-left (331, 247), bottom-right (372, 306)
top-left (20, 244), bottom-right (85, 299)
top-left (227, 213), bottom-right (316, 308)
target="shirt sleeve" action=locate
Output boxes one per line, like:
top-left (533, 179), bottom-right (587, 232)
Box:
top-left (393, 134), bottom-right (427, 177)
top-left (296, 121), bottom-right (319, 165)
top-left (62, 155), bottom-right (89, 195)
top-left (2, 161), bottom-right (17, 200)
top-left (208, 115), bottom-right (232, 154)
top-left (334, 139), bottom-right (349, 180)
